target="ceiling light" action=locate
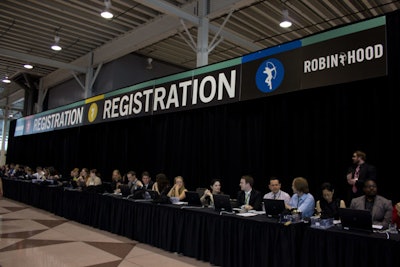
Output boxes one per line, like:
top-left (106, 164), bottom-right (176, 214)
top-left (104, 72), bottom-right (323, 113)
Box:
top-left (2, 75), bottom-right (11, 83)
top-left (279, 9), bottom-right (292, 28)
top-left (146, 58), bottom-right (153, 70)
top-left (24, 63), bottom-right (34, 69)
top-left (101, 0), bottom-right (114, 19)
top-left (51, 35), bottom-right (62, 51)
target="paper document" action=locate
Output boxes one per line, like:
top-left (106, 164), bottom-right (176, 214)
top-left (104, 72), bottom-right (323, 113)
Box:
top-left (236, 213), bottom-right (258, 217)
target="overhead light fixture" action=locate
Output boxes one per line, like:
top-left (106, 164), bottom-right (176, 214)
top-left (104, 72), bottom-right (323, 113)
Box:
top-left (146, 58), bottom-right (153, 70)
top-left (24, 63), bottom-right (34, 69)
top-left (51, 34), bottom-right (62, 51)
top-left (2, 75), bottom-right (11, 84)
top-left (279, 9), bottom-right (292, 28)
top-left (101, 0), bottom-right (114, 19)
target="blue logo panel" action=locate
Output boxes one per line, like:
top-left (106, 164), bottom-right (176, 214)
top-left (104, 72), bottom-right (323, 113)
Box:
top-left (255, 58), bottom-right (284, 93)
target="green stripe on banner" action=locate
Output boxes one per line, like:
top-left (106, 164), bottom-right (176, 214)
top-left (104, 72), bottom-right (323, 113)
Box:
top-left (155, 70), bottom-right (194, 85)
top-left (38, 100), bottom-right (86, 116)
top-left (193, 58), bottom-right (242, 75)
top-left (105, 80), bottom-right (155, 97)
top-left (302, 16), bottom-right (386, 46)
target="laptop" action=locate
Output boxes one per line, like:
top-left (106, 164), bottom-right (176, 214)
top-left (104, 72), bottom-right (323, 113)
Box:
top-left (263, 199), bottom-right (286, 218)
top-left (184, 191), bottom-right (203, 206)
top-left (119, 184), bottom-right (132, 197)
top-left (213, 194), bottom-right (233, 212)
top-left (339, 208), bottom-right (373, 233)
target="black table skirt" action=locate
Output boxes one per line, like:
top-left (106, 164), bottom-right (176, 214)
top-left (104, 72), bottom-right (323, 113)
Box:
top-left (3, 178), bottom-right (399, 267)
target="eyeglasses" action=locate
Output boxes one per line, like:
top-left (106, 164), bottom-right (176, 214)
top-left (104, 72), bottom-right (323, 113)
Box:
top-left (364, 185), bottom-right (377, 188)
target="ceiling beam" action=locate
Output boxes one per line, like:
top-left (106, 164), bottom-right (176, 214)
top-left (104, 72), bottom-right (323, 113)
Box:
top-left (136, 0), bottom-right (261, 50)
top-left (0, 48), bottom-right (87, 73)
top-left (42, 0), bottom-right (262, 89)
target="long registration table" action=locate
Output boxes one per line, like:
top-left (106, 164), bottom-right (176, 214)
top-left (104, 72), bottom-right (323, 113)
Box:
top-left (2, 178), bottom-right (400, 267)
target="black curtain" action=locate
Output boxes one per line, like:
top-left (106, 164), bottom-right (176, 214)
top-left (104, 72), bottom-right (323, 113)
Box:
top-left (7, 11), bottom-right (399, 204)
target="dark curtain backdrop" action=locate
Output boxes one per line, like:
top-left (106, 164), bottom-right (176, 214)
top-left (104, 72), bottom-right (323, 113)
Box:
top-left (7, 11), bottom-right (399, 204)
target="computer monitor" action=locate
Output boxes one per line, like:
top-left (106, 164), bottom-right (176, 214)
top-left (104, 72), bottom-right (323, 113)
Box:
top-left (263, 199), bottom-right (286, 218)
top-left (339, 208), bottom-right (373, 233)
top-left (213, 194), bottom-right (232, 212)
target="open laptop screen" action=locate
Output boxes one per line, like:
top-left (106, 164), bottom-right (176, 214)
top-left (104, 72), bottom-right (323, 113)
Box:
top-left (339, 208), bottom-right (373, 233)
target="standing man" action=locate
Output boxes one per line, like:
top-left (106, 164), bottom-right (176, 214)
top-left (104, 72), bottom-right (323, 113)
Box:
top-left (263, 176), bottom-right (291, 204)
top-left (237, 175), bottom-right (263, 211)
top-left (346, 150), bottom-right (377, 205)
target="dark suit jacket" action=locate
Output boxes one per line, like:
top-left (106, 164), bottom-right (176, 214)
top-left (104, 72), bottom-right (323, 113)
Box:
top-left (237, 189), bottom-right (263, 211)
top-left (350, 195), bottom-right (392, 228)
top-left (143, 181), bottom-right (154, 190)
top-left (347, 162), bottom-right (377, 202)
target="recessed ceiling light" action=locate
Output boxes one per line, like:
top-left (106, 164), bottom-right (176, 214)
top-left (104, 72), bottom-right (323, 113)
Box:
top-left (279, 10), bottom-right (292, 28)
top-left (51, 35), bottom-right (62, 51)
top-left (101, 0), bottom-right (113, 19)
top-left (24, 63), bottom-right (34, 69)
top-left (2, 76), bottom-right (11, 83)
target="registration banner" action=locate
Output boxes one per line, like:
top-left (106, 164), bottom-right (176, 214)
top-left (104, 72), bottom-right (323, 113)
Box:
top-left (14, 16), bottom-right (387, 136)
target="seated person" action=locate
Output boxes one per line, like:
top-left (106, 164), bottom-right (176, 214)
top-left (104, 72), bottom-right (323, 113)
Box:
top-left (167, 176), bottom-right (188, 200)
top-left (70, 168), bottom-right (80, 187)
top-left (393, 202), bottom-right (400, 229)
top-left (117, 171), bottom-right (142, 195)
top-left (286, 177), bottom-right (315, 219)
top-left (14, 164), bottom-right (26, 178)
top-left (110, 169), bottom-right (123, 191)
top-left (76, 168), bottom-right (89, 188)
top-left (86, 169), bottom-right (102, 187)
top-left (237, 175), bottom-right (262, 211)
top-left (350, 179), bottom-right (392, 229)
top-left (33, 166), bottom-right (45, 180)
top-left (315, 182), bottom-right (346, 219)
top-left (152, 173), bottom-right (170, 196)
top-left (23, 166), bottom-right (35, 179)
top-left (141, 171), bottom-right (154, 190)
top-left (263, 177), bottom-right (291, 204)
top-left (40, 167), bottom-right (60, 184)
top-left (200, 179), bottom-right (223, 207)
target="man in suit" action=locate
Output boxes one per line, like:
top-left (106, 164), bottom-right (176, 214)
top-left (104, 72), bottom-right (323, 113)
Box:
top-left (350, 179), bottom-right (392, 229)
top-left (237, 175), bottom-right (262, 211)
top-left (141, 171), bottom-right (154, 190)
top-left (346, 150), bottom-right (377, 205)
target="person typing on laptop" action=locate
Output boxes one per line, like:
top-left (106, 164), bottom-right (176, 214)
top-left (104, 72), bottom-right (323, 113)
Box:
top-left (316, 182), bottom-right (346, 219)
top-left (350, 179), bottom-right (392, 229)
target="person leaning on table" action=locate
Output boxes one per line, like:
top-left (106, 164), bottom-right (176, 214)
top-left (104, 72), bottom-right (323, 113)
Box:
top-left (167, 176), bottom-right (188, 200)
top-left (350, 179), bottom-right (392, 229)
top-left (315, 182), bottom-right (346, 219)
top-left (200, 178), bottom-right (223, 207)
top-left (286, 177), bottom-right (315, 219)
